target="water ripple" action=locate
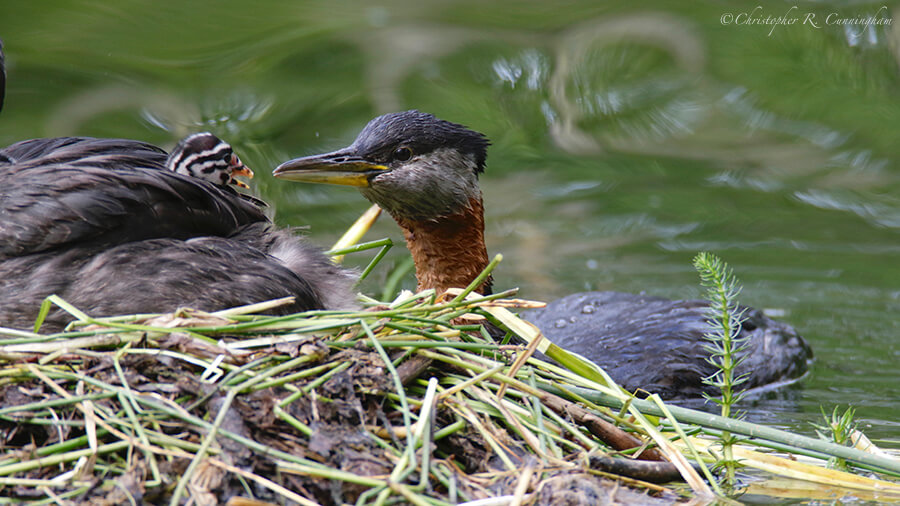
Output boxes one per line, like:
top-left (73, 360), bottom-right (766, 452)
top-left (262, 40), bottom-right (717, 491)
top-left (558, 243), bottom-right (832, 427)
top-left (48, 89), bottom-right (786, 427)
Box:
top-left (794, 189), bottom-right (900, 229)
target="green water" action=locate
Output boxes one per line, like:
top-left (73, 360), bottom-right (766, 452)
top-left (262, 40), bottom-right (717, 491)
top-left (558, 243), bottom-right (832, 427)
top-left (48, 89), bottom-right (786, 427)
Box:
top-left (1, 0), bottom-right (897, 451)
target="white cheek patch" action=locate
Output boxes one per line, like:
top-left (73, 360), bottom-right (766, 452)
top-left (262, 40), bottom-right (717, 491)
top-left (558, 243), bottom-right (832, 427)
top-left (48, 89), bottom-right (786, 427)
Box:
top-left (362, 148), bottom-right (481, 220)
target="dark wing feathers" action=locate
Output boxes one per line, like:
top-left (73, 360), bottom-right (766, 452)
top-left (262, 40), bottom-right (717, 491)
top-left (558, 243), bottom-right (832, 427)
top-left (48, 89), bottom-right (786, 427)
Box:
top-left (522, 291), bottom-right (813, 399)
top-left (0, 135), bottom-right (358, 332)
top-left (0, 137), bottom-right (267, 258)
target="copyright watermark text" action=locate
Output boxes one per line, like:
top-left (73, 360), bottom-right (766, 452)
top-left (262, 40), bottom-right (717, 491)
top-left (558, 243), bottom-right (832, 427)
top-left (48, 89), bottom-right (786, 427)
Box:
top-left (720, 5), bottom-right (892, 37)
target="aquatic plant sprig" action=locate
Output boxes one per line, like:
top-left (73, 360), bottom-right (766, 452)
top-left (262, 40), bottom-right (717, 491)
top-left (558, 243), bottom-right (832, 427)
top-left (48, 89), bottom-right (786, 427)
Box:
top-left (693, 251), bottom-right (751, 487)
top-left (693, 252), bottom-right (751, 408)
top-left (812, 405), bottom-right (858, 471)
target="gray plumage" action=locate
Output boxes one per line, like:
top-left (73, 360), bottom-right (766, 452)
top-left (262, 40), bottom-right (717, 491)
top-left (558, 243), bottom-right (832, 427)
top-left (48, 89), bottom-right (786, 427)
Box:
top-left (0, 136), bottom-right (356, 331)
top-left (522, 292), bottom-right (812, 399)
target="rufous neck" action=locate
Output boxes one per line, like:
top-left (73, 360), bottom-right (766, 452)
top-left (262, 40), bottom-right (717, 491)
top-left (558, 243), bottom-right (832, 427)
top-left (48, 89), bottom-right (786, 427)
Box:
top-left (394, 197), bottom-right (492, 295)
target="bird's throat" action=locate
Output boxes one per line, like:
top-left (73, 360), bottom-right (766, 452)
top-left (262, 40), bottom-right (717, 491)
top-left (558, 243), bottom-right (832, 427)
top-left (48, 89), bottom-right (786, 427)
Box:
top-left (394, 197), bottom-right (492, 295)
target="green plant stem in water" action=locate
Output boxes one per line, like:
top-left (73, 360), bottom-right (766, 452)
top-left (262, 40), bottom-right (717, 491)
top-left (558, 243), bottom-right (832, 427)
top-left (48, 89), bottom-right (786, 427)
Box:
top-left (693, 252), bottom-right (751, 489)
top-left (547, 384), bottom-right (900, 478)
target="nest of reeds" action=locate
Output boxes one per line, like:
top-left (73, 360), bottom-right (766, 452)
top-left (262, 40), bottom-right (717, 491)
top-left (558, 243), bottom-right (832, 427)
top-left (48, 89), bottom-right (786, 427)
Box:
top-left (1, 289), bottom-right (899, 505)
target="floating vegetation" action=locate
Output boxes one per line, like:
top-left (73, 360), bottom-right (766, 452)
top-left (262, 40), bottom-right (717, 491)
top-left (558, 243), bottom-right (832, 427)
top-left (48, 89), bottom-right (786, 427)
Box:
top-left (0, 274), bottom-right (899, 504)
top-left (812, 405), bottom-right (859, 473)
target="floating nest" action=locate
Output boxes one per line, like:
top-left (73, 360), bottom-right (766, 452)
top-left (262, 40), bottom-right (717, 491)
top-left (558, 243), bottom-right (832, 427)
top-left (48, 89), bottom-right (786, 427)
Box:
top-left (1, 291), bottom-right (898, 505)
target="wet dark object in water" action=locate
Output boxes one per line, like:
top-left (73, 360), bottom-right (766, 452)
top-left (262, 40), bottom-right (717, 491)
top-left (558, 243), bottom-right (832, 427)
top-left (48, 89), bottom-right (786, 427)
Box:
top-left (273, 110), bottom-right (814, 399)
top-left (522, 291), bottom-right (812, 399)
top-left (0, 137), bottom-right (355, 331)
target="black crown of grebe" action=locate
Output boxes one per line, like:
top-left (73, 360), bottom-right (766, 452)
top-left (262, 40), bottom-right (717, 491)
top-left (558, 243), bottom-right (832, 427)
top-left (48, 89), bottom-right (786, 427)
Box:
top-left (274, 110), bottom-right (813, 399)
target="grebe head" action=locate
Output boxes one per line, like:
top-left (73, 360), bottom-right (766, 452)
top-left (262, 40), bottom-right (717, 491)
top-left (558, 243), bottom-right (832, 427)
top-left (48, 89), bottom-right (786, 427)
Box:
top-left (167, 132), bottom-right (254, 188)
